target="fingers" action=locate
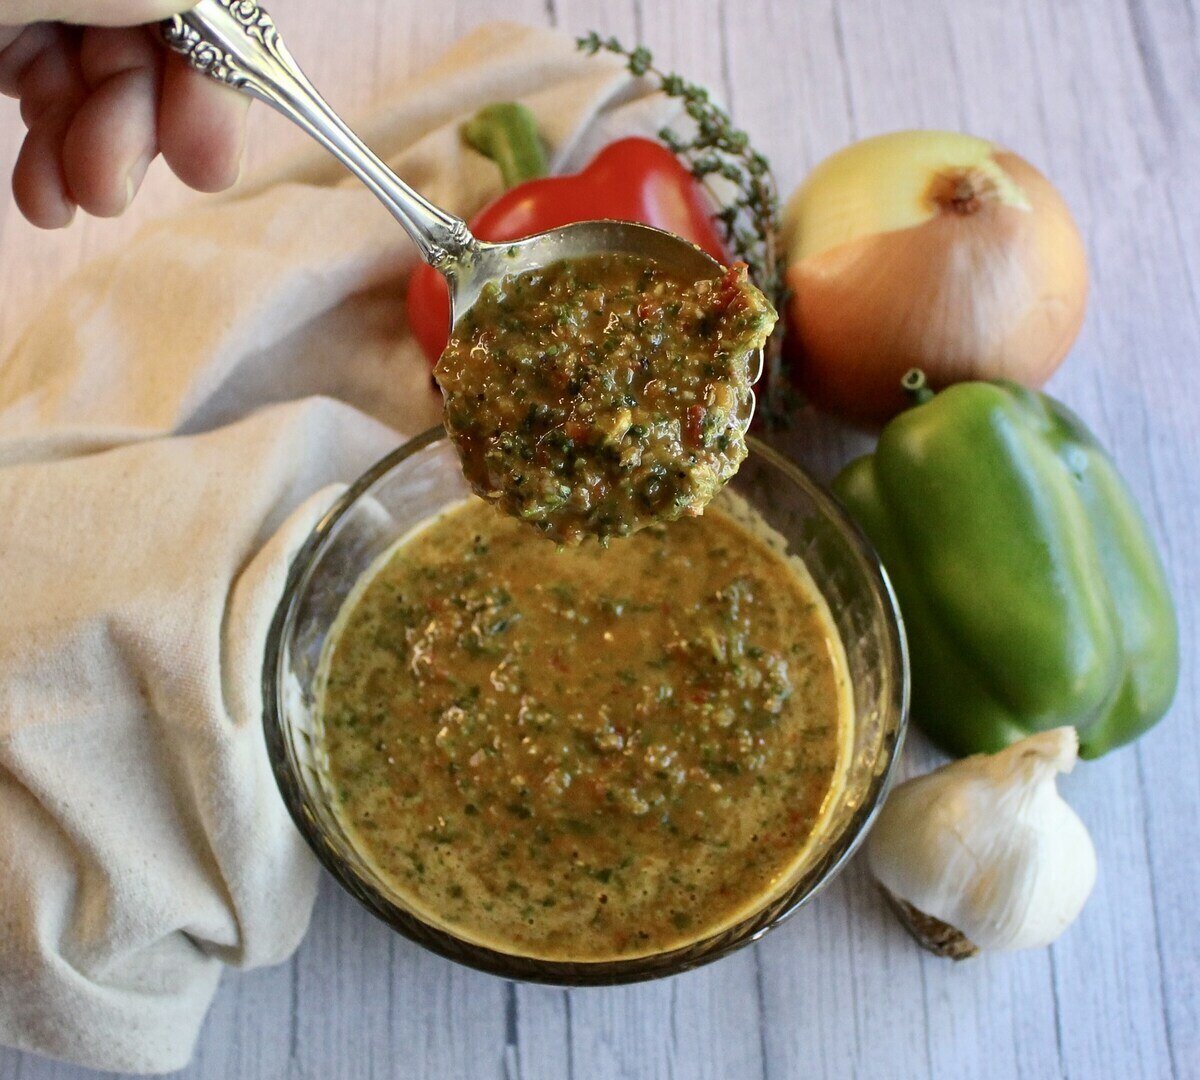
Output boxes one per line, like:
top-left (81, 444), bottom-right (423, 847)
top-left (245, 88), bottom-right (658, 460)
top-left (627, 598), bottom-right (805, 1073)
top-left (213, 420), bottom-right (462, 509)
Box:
top-left (0, 22), bottom-right (60, 97)
top-left (78, 21), bottom-right (159, 85)
top-left (0, 1), bottom-right (195, 28)
top-left (15, 24), bottom-right (81, 124)
top-left (0, 28), bottom-right (21, 53)
top-left (13, 114), bottom-right (76, 227)
top-left (61, 26), bottom-right (160, 216)
top-left (159, 51), bottom-right (248, 192)
top-left (3, 16), bottom-right (250, 228)
top-left (11, 27), bottom-right (87, 228)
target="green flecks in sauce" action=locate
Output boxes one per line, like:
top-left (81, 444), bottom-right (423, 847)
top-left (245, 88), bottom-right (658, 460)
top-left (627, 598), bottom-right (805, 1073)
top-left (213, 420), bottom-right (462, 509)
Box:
top-left (319, 499), bottom-right (845, 962)
top-left (434, 254), bottom-right (777, 544)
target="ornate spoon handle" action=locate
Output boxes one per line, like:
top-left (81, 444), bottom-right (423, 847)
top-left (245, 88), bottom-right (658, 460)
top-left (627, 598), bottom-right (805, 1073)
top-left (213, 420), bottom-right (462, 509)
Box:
top-left (162, 0), bottom-right (473, 269)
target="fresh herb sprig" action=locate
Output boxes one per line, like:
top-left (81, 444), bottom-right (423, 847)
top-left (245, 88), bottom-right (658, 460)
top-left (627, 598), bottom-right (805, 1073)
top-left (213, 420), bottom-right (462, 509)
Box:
top-left (577, 31), bottom-right (790, 423)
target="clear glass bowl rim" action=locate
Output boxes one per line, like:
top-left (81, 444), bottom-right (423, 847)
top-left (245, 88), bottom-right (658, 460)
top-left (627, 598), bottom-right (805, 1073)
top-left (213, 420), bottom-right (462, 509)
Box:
top-left (262, 426), bottom-right (909, 986)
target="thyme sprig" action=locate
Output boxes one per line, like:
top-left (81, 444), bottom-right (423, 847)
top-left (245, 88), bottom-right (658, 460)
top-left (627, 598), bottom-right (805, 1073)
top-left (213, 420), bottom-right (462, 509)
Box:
top-left (577, 31), bottom-right (790, 424)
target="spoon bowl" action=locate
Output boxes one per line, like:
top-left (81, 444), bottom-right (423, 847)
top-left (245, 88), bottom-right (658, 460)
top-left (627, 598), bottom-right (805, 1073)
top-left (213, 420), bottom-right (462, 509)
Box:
top-left (455, 221), bottom-right (764, 429)
top-left (451, 219), bottom-right (724, 317)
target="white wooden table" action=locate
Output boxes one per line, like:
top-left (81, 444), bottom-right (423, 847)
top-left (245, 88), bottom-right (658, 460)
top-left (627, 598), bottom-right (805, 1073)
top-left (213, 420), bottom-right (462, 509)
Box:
top-left (1, 1), bottom-right (1196, 1077)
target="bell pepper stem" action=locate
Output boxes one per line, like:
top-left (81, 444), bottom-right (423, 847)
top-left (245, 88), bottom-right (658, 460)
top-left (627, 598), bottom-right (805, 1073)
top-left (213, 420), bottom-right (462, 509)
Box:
top-left (461, 103), bottom-right (550, 189)
top-left (902, 368), bottom-right (936, 406)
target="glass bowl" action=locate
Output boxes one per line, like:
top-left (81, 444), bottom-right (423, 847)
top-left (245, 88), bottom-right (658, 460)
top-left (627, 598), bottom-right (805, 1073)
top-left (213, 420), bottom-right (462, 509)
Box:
top-left (263, 428), bottom-right (908, 985)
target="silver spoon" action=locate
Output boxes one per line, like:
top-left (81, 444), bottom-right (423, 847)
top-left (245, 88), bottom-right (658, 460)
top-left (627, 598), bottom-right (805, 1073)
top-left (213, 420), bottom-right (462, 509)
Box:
top-left (161, 0), bottom-right (763, 428)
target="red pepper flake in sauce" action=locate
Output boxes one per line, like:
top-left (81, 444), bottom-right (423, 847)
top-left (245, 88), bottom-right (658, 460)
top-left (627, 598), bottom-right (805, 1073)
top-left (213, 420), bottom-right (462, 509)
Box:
top-left (319, 498), bottom-right (847, 963)
top-left (434, 254), bottom-right (776, 544)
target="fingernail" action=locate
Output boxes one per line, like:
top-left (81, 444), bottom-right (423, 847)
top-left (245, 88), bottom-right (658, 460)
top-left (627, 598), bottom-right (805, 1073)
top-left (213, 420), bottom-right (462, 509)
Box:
top-left (122, 153), bottom-right (153, 210)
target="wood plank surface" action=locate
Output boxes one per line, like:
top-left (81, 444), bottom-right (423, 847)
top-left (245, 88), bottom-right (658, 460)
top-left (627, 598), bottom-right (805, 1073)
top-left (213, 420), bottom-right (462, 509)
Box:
top-left (1, 1), bottom-right (1197, 1078)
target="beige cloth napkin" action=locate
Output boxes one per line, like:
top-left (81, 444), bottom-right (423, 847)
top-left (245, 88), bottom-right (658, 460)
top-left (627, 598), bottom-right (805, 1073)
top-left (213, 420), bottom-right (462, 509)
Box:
top-left (0, 23), bottom-right (682, 1073)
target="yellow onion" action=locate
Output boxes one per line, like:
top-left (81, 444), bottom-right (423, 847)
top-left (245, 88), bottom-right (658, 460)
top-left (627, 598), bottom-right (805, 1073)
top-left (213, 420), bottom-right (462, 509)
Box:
top-left (783, 131), bottom-right (1088, 424)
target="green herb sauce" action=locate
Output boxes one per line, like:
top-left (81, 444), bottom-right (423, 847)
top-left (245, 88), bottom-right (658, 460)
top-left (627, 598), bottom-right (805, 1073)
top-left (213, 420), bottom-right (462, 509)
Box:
top-left (435, 254), bottom-right (776, 543)
top-left (318, 498), bottom-right (848, 962)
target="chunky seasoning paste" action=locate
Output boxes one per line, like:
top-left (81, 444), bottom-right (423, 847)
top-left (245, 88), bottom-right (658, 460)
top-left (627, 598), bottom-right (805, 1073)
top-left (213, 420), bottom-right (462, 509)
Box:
top-left (319, 499), bottom-right (849, 962)
top-left (434, 254), bottom-right (776, 544)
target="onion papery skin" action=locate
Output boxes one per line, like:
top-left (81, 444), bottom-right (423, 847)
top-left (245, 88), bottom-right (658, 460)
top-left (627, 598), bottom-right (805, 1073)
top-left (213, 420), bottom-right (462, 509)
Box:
top-left (785, 143), bottom-right (1089, 425)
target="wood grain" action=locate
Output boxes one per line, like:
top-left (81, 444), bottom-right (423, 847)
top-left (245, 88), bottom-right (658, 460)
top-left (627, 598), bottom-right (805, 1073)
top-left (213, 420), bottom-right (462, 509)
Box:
top-left (1, 1), bottom-right (1197, 1077)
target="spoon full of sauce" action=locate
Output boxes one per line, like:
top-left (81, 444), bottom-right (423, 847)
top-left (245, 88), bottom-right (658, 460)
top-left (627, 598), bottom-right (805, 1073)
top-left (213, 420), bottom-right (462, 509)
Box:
top-left (163, 0), bottom-right (775, 541)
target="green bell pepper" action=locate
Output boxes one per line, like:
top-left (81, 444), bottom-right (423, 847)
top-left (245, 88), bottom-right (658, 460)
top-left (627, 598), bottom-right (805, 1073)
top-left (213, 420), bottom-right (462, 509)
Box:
top-left (833, 371), bottom-right (1178, 759)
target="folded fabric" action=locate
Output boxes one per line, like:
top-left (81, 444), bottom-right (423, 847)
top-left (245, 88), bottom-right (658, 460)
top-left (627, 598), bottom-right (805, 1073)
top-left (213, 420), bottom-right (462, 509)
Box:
top-left (0, 23), bottom-right (682, 1073)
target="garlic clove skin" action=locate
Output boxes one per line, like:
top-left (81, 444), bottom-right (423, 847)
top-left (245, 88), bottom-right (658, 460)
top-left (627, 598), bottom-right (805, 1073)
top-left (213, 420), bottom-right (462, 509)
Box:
top-left (867, 727), bottom-right (1097, 955)
top-left (881, 893), bottom-right (981, 960)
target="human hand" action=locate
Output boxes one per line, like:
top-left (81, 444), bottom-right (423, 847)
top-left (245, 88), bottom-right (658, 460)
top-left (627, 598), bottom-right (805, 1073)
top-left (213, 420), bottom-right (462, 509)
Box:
top-left (0, 1), bottom-right (249, 228)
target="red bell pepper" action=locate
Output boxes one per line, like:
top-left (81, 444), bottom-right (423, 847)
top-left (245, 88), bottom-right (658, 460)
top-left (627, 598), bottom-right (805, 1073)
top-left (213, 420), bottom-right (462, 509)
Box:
top-left (406, 103), bottom-right (731, 363)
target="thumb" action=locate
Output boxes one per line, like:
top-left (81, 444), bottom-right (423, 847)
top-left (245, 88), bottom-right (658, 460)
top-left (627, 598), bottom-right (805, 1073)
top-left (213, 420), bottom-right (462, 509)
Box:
top-left (0, 1), bottom-right (197, 28)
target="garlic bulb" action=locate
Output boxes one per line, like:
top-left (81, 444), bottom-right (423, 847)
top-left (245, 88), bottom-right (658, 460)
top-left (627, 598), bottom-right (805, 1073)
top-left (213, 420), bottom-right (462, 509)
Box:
top-left (867, 727), bottom-right (1096, 958)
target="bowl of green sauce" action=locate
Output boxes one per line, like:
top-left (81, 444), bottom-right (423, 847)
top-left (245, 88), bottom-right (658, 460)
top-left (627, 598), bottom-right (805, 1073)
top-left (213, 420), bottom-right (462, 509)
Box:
top-left (263, 428), bottom-right (908, 984)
